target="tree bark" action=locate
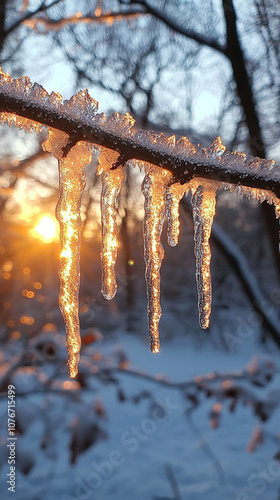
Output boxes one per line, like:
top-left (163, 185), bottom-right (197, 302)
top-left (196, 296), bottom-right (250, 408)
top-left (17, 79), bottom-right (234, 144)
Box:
top-left (0, 0), bottom-right (7, 54)
top-left (223, 0), bottom-right (280, 276)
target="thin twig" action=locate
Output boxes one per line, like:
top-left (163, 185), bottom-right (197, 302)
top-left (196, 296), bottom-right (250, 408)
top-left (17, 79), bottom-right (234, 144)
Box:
top-left (0, 363), bottom-right (263, 398)
top-left (23, 9), bottom-right (146, 31)
top-left (164, 463), bottom-right (182, 500)
top-left (186, 411), bottom-right (226, 486)
top-left (4, 0), bottom-right (65, 37)
top-left (121, 0), bottom-right (227, 55)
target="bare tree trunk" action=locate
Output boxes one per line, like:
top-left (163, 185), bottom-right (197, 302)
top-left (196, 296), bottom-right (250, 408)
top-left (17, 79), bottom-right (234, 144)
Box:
top-left (0, 0), bottom-right (7, 54)
top-left (222, 0), bottom-right (280, 278)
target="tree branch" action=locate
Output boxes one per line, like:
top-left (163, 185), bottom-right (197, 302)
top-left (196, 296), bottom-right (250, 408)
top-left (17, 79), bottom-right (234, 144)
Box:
top-left (0, 73), bottom-right (279, 199)
top-left (222, 0), bottom-right (265, 158)
top-left (222, 0), bottom-right (280, 277)
top-left (121, 0), bottom-right (227, 55)
top-left (0, 0), bottom-right (7, 53)
top-left (23, 8), bottom-right (146, 31)
top-left (0, 361), bottom-right (263, 397)
top-left (4, 0), bottom-right (65, 38)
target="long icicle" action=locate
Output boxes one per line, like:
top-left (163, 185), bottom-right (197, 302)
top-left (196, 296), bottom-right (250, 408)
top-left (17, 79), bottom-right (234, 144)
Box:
top-left (142, 166), bottom-right (172, 352)
top-left (100, 168), bottom-right (125, 299)
top-left (43, 130), bottom-right (92, 378)
top-left (97, 147), bottom-right (125, 300)
top-left (191, 182), bottom-right (217, 329)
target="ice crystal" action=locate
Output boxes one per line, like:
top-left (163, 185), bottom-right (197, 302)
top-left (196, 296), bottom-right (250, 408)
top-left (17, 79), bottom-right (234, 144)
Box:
top-left (64, 89), bottom-right (98, 123)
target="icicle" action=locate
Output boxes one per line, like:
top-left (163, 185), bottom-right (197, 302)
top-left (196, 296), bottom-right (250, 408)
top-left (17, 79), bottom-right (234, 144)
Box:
top-left (43, 130), bottom-right (93, 378)
top-left (191, 180), bottom-right (217, 329)
top-left (0, 111), bottom-right (44, 133)
top-left (98, 148), bottom-right (125, 300)
top-left (228, 185), bottom-right (280, 218)
top-left (166, 183), bottom-right (189, 246)
top-left (142, 165), bottom-right (172, 353)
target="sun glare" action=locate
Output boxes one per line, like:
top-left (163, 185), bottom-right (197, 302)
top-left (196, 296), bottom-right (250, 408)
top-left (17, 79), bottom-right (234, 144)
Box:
top-left (34, 215), bottom-right (58, 242)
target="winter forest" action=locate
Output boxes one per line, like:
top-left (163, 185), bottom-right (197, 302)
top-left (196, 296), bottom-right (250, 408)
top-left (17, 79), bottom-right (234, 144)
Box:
top-left (0, 0), bottom-right (280, 499)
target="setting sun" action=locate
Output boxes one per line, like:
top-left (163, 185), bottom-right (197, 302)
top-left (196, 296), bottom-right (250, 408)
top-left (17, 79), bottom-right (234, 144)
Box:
top-left (34, 215), bottom-right (58, 242)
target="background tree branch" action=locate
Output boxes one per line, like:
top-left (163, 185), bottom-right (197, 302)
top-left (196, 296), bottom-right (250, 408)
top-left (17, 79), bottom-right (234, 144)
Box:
top-left (121, 0), bottom-right (227, 54)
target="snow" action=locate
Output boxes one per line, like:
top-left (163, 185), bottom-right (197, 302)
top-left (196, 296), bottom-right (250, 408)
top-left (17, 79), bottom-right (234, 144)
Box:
top-left (0, 330), bottom-right (279, 500)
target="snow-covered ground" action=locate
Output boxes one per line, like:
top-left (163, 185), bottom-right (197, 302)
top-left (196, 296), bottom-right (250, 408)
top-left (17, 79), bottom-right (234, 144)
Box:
top-left (0, 323), bottom-right (279, 500)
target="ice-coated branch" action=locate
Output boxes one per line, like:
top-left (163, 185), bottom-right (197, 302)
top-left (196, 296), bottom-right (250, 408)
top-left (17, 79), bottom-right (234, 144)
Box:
top-left (0, 70), bottom-right (279, 200)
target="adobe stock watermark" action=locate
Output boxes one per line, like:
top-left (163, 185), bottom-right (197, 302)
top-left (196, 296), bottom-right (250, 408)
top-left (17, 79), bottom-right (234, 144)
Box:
top-left (236, 459), bottom-right (280, 500)
top-left (61, 395), bottom-right (180, 500)
top-left (223, 288), bottom-right (280, 352)
top-left (7, 385), bottom-right (16, 494)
